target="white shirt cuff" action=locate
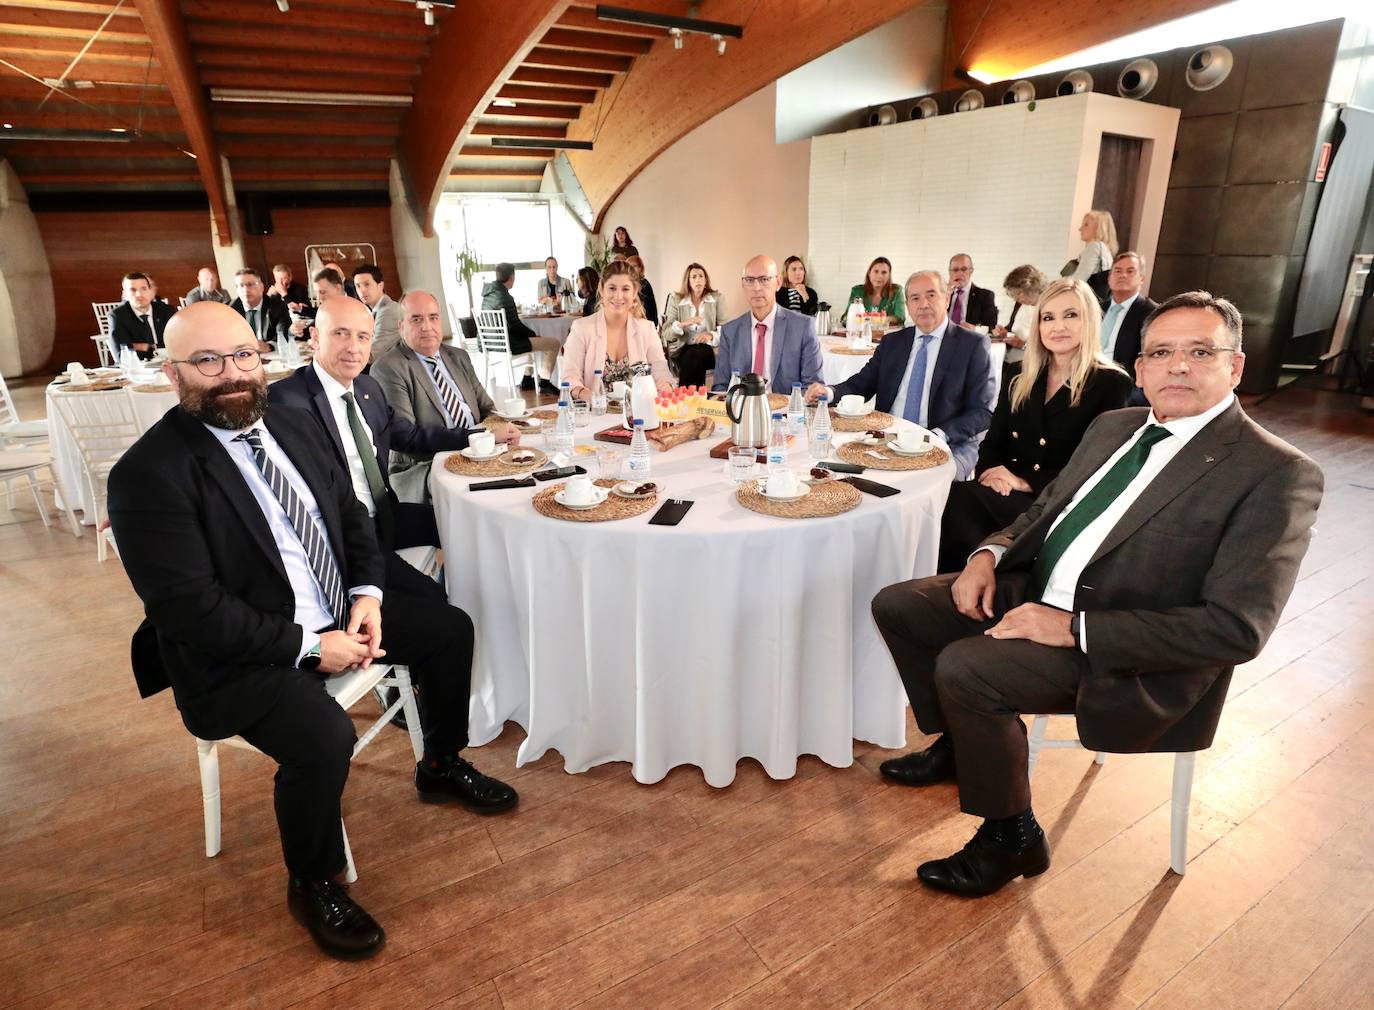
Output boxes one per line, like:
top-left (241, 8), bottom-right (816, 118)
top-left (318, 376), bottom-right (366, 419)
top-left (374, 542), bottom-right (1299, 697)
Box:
top-left (932, 427), bottom-right (945, 442)
top-left (968, 545), bottom-right (1007, 566)
top-left (349, 586), bottom-right (383, 604)
top-left (296, 628), bottom-right (320, 666)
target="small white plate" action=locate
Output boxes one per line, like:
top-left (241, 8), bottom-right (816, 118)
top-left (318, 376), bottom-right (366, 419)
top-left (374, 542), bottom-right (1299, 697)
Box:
top-left (497, 408), bottom-right (530, 420)
top-left (889, 442), bottom-right (934, 456)
top-left (510, 416), bottom-right (542, 429)
top-left (856, 433), bottom-right (890, 447)
top-left (460, 445), bottom-right (502, 460)
top-left (757, 481), bottom-right (811, 503)
top-left (554, 487), bottom-right (609, 510)
top-left (613, 481), bottom-right (657, 499)
top-left (834, 407), bottom-right (869, 419)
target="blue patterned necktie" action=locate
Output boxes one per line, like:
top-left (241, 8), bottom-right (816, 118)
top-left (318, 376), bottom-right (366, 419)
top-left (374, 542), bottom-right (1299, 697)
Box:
top-left (234, 429), bottom-right (348, 626)
top-left (1101, 302), bottom-right (1124, 352)
top-left (423, 355), bottom-right (476, 429)
top-left (902, 334), bottom-right (934, 424)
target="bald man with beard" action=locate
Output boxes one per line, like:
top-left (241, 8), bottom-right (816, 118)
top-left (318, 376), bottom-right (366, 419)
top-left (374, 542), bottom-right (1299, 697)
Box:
top-left (108, 303), bottom-right (517, 962)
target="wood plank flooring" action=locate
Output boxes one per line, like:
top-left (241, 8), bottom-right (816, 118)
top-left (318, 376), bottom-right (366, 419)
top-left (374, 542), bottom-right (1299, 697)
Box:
top-left (1, 382), bottom-right (1371, 1009)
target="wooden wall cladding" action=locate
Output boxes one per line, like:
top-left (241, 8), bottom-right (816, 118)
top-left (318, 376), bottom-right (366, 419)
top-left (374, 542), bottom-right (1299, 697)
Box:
top-left (240, 205), bottom-right (400, 300)
top-left (34, 208), bottom-right (214, 370)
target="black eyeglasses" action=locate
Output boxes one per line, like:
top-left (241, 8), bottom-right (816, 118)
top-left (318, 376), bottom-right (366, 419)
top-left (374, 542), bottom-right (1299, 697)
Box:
top-left (168, 348), bottom-right (262, 376)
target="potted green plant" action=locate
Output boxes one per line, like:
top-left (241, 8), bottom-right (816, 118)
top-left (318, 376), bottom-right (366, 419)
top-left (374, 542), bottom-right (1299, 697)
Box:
top-left (456, 244), bottom-right (482, 315)
top-left (584, 234), bottom-right (611, 278)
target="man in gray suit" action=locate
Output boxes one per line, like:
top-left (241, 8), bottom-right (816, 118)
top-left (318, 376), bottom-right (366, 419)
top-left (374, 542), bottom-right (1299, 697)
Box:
top-left (711, 254), bottom-right (823, 393)
top-left (351, 264), bottom-right (403, 360)
top-left (371, 289), bottom-right (512, 503)
top-left (871, 291), bottom-right (1323, 897)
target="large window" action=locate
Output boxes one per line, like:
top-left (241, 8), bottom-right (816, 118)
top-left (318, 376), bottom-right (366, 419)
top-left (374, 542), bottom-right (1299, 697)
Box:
top-left (436, 195), bottom-right (587, 320)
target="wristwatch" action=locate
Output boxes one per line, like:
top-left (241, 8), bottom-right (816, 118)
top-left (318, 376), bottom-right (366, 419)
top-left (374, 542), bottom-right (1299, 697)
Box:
top-left (300, 642), bottom-right (323, 671)
top-left (1069, 613), bottom-right (1082, 649)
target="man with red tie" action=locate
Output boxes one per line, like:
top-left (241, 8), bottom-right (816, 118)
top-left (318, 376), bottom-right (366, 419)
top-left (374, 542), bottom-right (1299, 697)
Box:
top-left (710, 254), bottom-right (823, 393)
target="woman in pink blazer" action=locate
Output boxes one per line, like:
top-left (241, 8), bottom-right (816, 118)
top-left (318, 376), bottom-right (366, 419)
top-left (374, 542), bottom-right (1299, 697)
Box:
top-left (564, 260), bottom-right (675, 401)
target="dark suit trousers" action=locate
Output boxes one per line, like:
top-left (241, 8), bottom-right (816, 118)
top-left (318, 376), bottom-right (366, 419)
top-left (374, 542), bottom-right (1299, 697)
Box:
top-left (937, 482), bottom-right (1035, 574)
top-left (871, 573), bottom-right (1088, 818)
top-left (677, 344), bottom-right (716, 389)
top-left (381, 551), bottom-right (474, 756)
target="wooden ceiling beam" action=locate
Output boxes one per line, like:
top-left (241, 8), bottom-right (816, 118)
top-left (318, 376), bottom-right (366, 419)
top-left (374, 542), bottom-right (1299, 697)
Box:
top-left (200, 69), bottom-right (415, 94)
top-left (448, 167), bottom-right (544, 179)
top-left (195, 48), bottom-right (419, 78)
top-left (523, 46), bottom-right (630, 73)
top-left (457, 145), bottom-right (553, 159)
top-left (0, 1), bottom-right (142, 17)
top-left (470, 121), bottom-right (567, 139)
top-left (20, 169), bottom-right (201, 183)
top-left (0, 106), bottom-right (183, 132)
top-left (214, 113), bottom-right (400, 137)
top-left (133, 0), bottom-right (232, 244)
top-left (496, 83), bottom-right (594, 105)
top-left (0, 78), bottom-right (173, 104)
top-left (186, 22), bottom-right (430, 59)
top-left (484, 102), bottom-right (576, 120)
top-left (555, 8), bottom-right (666, 38)
top-left (398, 0), bottom-right (570, 235)
top-left (506, 65), bottom-right (612, 89)
top-left (0, 8), bottom-right (146, 40)
top-left (181, 0), bottom-right (431, 38)
top-left (0, 56), bottom-right (164, 84)
top-left (229, 166), bottom-right (389, 181)
top-left (537, 27), bottom-right (651, 57)
top-left (0, 139), bottom-right (190, 157)
top-left (0, 33), bottom-right (151, 58)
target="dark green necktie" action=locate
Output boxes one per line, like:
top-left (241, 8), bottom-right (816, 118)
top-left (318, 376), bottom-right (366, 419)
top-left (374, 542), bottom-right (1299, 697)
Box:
top-left (1027, 425), bottom-right (1174, 601)
top-left (341, 390), bottom-right (394, 546)
top-left (247, 307), bottom-right (259, 337)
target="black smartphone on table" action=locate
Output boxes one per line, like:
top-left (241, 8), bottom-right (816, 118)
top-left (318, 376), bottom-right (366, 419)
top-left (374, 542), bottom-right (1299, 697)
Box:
top-left (532, 465), bottom-right (587, 481)
top-left (842, 476), bottom-right (901, 497)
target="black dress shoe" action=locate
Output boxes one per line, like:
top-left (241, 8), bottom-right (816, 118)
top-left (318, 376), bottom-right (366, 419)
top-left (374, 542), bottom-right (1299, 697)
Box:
top-left (879, 737), bottom-right (956, 787)
top-left (287, 879), bottom-right (385, 960)
top-left (416, 756), bottom-right (519, 814)
top-left (520, 375), bottom-right (535, 391)
top-left (537, 378), bottom-right (560, 396)
top-left (916, 826), bottom-right (1050, 897)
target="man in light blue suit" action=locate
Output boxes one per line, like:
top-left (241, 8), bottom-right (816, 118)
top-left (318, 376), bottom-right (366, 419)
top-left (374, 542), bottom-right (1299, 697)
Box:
top-left (711, 254), bottom-right (824, 393)
top-left (811, 270), bottom-right (995, 479)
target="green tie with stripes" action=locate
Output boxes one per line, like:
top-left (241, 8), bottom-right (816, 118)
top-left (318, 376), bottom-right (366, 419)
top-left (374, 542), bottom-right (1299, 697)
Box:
top-left (1026, 425), bottom-right (1173, 602)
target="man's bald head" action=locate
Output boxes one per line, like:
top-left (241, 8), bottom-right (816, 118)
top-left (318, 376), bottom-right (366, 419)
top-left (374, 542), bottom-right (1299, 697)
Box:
top-left (400, 289), bottom-right (444, 357)
top-left (311, 297), bottom-right (374, 382)
top-left (741, 254), bottom-right (780, 320)
top-left (314, 295), bottom-right (373, 336)
top-left (162, 302), bottom-right (266, 429)
top-left (164, 301), bottom-right (253, 360)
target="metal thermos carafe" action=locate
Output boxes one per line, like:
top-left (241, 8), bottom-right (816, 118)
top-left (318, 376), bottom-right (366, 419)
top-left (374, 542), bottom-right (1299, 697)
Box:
top-left (725, 373), bottom-right (771, 447)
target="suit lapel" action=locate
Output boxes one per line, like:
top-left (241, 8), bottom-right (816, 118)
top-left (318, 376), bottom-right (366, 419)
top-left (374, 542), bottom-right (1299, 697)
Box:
top-left (927, 326), bottom-right (959, 414)
top-left (264, 410), bottom-right (348, 569)
top-left (298, 365), bottom-right (347, 465)
top-left (770, 311), bottom-right (787, 389)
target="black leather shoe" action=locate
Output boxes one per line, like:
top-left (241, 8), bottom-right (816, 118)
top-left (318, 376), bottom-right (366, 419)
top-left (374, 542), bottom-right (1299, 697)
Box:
top-left (416, 756), bottom-right (519, 814)
top-left (879, 737), bottom-right (956, 787)
top-left (287, 879), bottom-right (385, 960)
top-left (537, 378), bottom-right (560, 396)
top-left (917, 826), bottom-right (1050, 897)
top-left (520, 375), bottom-right (535, 391)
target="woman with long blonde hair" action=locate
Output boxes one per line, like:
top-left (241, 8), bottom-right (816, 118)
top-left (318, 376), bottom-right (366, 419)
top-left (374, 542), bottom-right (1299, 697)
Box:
top-left (1065, 209), bottom-right (1118, 283)
top-left (936, 277), bottom-right (1133, 572)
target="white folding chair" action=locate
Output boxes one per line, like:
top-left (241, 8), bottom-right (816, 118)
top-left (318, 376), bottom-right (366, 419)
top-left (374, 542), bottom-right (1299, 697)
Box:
top-left (1027, 714), bottom-right (1197, 875)
top-left (92, 301), bottom-right (122, 367)
top-left (0, 446), bottom-right (59, 530)
top-left (50, 388), bottom-right (139, 560)
top-left (475, 309), bottom-right (532, 397)
top-left (195, 663), bottom-right (423, 883)
top-left (0, 370), bottom-right (48, 446)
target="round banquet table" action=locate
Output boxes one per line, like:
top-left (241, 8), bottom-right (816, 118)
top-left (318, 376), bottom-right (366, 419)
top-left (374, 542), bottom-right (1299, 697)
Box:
top-left (519, 313), bottom-right (576, 346)
top-left (430, 418), bottom-right (955, 787)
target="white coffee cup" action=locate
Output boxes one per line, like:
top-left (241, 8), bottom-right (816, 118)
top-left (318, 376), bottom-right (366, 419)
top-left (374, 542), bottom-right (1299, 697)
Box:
top-left (564, 473), bottom-right (596, 505)
top-left (503, 397), bottom-right (526, 416)
top-left (766, 470), bottom-right (800, 498)
top-left (895, 428), bottom-right (927, 452)
top-left (468, 431), bottom-right (496, 456)
top-left (839, 394), bottom-right (865, 415)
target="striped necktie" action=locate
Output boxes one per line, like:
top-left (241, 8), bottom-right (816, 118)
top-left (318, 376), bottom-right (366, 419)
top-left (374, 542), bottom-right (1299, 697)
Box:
top-left (234, 429), bottom-right (349, 627)
top-left (422, 355), bottom-right (476, 429)
top-left (1026, 425), bottom-right (1174, 601)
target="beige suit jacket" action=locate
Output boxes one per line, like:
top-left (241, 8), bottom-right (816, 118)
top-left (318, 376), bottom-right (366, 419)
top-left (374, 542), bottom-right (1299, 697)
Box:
top-left (369, 294), bottom-right (404, 360)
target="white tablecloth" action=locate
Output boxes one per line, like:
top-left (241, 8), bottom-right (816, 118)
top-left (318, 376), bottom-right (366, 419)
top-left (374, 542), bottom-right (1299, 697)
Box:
top-left (431, 420), bottom-right (954, 787)
top-left (520, 314), bottom-right (576, 346)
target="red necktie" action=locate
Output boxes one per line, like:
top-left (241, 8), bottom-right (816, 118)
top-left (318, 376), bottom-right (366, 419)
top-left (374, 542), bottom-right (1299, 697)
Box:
top-left (752, 321), bottom-right (767, 374)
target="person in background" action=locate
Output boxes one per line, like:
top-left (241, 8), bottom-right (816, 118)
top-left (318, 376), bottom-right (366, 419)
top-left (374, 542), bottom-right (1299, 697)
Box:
top-left (576, 266), bottom-right (601, 317)
top-left (661, 262), bottom-right (723, 388)
top-left (847, 256), bottom-right (906, 325)
top-left (609, 225), bottom-right (638, 259)
top-left (185, 267), bottom-right (231, 306)
top-left (992, 265), bottom-right (1049, 385)
top-left (230, 268), bottom-right (290, 350)
top-left (321, 261), bottom-right (359, 300)
top-left (1101, 252), bottom-right (1159, 405)
top-left (937, 278), bottom-right (1132, 572)
top-left (947, 254), bottom-right (999, 331)
top-left (625, 255), bottom-right (659, 328)
top-left (1065, 209), bottom-right (1118, 290)
top-left (714, 254), bottom-right (824, 394)
top-left (109, 271), bottom-right (176, 360)
top-left (778, 255), bottom-right (818, 316)
top-left (564, 260), bottom-right (673, 401)
top-left (269, 264), bottom-right (310, 310)
top-left (537, 257), bottom-right (575, 304)
top-left (350, 264), bottom-right (403, 360)
top-left (287, 268), bottom-right (346, 341)
top-left (480, 262), bottom-right (560, 396)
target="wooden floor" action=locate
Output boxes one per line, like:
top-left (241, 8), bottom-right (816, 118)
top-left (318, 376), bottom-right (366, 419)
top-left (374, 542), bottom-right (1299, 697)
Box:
top-left (1, 382), bottom-right (1372, 1010)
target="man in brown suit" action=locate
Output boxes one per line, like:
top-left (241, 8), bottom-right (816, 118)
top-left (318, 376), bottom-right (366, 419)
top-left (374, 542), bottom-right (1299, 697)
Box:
top-left (871, 291), bottom-right (1324, 897)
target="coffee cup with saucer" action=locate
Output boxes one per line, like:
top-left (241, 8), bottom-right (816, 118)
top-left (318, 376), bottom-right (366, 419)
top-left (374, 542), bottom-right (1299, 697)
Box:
top-left (461, 431), bottom-right (499, 459)
top-left (761, 469), bottom-right (809, 502)
top-left (836, 394), bottom-right (867, 417)
top-left (555, 473), bottom-right (608, 510)
top-left (891, 428), bottom-right (934, 455)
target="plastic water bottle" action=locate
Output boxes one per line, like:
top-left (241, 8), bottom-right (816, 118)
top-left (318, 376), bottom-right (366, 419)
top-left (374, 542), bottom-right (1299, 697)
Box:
top-left (787, 383), bottom-right (806, 437)
top-left (627, 418), bottom-right (651, 480)
top-left (766, 411), bottom-right (788, 472)
top-left (559, 379), bottom-right (572, 405)
top-left (810, 394), bottom-right (833, 461)
top-left (590, 369), bottom-right (607, 416)
top-left (554, 395), bottom-right (575, 458)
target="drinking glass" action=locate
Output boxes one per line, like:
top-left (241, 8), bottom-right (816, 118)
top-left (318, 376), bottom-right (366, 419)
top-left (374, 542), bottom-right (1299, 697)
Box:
top-left (572, 399), bottom-right (590, 429)
top-left (727, 446), bottom-right (757, 485)
top-left (595, 446), bottom-right (621, 480)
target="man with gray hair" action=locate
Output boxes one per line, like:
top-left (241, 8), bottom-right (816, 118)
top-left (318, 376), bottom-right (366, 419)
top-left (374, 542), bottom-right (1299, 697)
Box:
top-left (810, 269), bottom-right (995, 479)
top-left (870, 290), bottom-right (1322, 898)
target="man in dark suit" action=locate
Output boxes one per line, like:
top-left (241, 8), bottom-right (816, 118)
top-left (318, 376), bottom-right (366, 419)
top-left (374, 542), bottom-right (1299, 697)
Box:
top-left (810, 269), bottom-right (996, 479)
top-left (109, 303), bottom-right (518, 960)
top-left (948, 254), bottom-right (999, 331)
top-left (712, 254), bottom-right (824, 394)
top-left (269, 263), bottom-right (310, 310)
top-left (109, 271), bottom-right (176, 359)
top-left (230, 267), bottom-right (290, 349)
top-left (1101, 251), bottom-right (1159, 407)
top-left (481, 262), bottom-right (560, 395)
top-left (870, 291), bottom-right (1323, 897)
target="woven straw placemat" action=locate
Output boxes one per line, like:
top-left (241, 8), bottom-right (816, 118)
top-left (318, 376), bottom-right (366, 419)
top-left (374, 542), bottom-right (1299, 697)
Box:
top-left (533, 479), bottom-right (658, 522)
top-left (444, 446), bottom-right (548, 477)
top-left (830, 345), bottom-right (876, 357)
top-left (131, 383), bottom-right (172, 393)
top-left (837, 439), bottom-right (949, 471)
top-left (530, 408), bottom-right (559, 423)
top-left (828, 408), bottom-right (894, 432)
top-left (735, 477), bottom-right (862, 519)
top-left (54, 379), bottom-right (130, 392)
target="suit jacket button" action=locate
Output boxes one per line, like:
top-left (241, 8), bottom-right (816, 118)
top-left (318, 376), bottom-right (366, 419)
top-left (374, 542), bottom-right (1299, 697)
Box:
top-left (1011, 431), bottom-right (1019, 439)
top-left (1039, 437), bottom-right (1046, 446)
top-left (1033, 463), bottom-right (1040, 471)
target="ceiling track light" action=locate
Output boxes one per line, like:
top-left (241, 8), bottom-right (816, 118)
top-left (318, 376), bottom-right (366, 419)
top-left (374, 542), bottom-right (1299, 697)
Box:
top-left (417, 1), bottom-right (433, 26)
top-left (595, 5), bottom-right (743, 45)
top-left (275, 0), bottom-right (288, 11)
top-left (209, 87), bottom-right (413, 106)
top-left (670, 27), bottom-right (683, 50)
top-left (491, 136), bottom-right (594, 151)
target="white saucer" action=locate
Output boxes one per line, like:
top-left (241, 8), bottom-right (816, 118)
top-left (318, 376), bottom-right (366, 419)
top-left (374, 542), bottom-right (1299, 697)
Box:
top-left (758, 481), bottom-right (810, 503)
top-left (554, 487), bottom-right (609, 510)
top-left (889, 442), bottom-right (934, 456)
top-left (497, 408), bottom-right (530, 420)
top-left (460, 445), bottom-right (502, 460)
top-left (834, 408), bottom-right (869, 419)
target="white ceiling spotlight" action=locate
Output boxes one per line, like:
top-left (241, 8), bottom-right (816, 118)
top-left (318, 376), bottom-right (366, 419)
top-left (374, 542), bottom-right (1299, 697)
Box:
top-left (417, 1), bottom-right (434, 26)
top-left (712, 33), bottom-right (726, 56)
top-left (275, 0), bottom-right (289, 12)
top-left (670, 27), bottom-right (683, 50)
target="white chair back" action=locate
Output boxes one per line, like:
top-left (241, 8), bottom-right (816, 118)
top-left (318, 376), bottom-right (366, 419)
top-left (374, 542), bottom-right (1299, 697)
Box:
top-left (92, 302), bottom-right (121, 337)
top-left (475, 308), bottom-right (531, 394)
top-left (50, 388), bottom-right (139, 560)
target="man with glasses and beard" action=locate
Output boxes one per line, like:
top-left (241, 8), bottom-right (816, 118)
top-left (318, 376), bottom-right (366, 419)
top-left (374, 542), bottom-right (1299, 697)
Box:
top-left (108, 303), bottom-right (516, 962)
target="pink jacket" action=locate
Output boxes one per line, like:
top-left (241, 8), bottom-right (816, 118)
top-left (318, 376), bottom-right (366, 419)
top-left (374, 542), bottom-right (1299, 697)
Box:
top-left (562, 310), bottom-right (674, 391)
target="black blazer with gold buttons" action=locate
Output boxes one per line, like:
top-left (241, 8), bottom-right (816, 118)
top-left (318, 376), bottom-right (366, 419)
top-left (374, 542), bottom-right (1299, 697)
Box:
top-left (976, 363), bottom-right (1133, 495)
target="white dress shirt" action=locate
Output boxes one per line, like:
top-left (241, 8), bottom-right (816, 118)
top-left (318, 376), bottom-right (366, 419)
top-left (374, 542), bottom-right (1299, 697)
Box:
top-left (313, 361), bottom-right (378, 517)
top-left (1101, 293), bottom-right (1139, 358)
top-left (205, 419), bottom-right (381, 662)
top-left (978, 392), bottom-right (1236, 652)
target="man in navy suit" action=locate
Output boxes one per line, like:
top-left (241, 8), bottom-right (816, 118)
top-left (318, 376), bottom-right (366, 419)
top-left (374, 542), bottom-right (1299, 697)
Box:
top-left (711, 254), bottom-right (823, 393)
top-left (810, 270), bottom-right (995, 479)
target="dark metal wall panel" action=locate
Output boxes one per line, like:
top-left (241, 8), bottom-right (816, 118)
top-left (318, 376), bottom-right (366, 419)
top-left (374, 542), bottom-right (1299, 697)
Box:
top-left (1242, 20), bottom-right (1342, 110)
top-left (1157, 186), bottom-right (1221, 255)
top-left (1213, 182), bottom-right (1307, 255)
top-left (1228, 102), bottom-right (1327, 184)
top-left (1170, 114), bottom-right (1236, 187)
